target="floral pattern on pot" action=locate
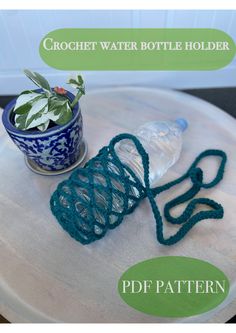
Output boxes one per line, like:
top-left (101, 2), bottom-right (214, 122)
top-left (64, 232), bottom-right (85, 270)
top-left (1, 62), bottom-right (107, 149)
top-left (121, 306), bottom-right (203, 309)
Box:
top-left (10, 116), bottom-right (82, 170)
top-left (2, 90), bottom-right (83, 171)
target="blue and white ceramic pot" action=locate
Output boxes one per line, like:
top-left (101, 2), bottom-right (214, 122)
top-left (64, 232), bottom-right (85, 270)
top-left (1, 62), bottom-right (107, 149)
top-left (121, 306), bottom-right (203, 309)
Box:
top-left (2, 90), bottom-right (83, 171)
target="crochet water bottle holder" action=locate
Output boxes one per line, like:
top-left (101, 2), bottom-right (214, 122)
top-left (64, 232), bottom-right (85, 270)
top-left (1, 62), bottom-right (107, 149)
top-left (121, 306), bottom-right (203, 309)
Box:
top-left (50, 133), bottom-right (227, 245)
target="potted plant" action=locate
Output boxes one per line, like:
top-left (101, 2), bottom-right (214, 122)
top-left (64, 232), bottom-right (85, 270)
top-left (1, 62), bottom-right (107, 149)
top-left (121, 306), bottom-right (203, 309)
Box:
top-left (2, 70), bottom-right (85, 173)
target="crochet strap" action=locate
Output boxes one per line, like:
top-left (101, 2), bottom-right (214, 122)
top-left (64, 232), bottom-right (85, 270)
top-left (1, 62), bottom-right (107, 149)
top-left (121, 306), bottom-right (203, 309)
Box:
top-left (109, 134), bottom-right (227, 245)
top-left (50, 133), bottom-right (227, 245)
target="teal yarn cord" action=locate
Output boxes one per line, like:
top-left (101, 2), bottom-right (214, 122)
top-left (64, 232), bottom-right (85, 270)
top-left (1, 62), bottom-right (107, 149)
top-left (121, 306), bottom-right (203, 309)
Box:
top-left (50, 133), bottom-right (227, 245)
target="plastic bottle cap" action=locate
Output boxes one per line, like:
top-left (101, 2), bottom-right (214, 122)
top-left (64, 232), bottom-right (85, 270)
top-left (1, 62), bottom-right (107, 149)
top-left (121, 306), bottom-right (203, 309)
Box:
top-left (175, 118), bottom-right (188, 132)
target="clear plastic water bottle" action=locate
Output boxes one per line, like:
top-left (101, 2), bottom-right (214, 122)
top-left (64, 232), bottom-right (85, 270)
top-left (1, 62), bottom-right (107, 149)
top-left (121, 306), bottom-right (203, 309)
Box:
top-left (59, 118), bottom-right (188, 234)
top-left (116, 118), bottom-right (188, 187)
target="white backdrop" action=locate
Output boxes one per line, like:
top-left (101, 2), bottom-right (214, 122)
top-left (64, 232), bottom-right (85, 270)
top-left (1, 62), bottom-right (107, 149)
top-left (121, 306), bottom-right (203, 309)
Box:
top-left (0, 10), bottom-right (236, 94)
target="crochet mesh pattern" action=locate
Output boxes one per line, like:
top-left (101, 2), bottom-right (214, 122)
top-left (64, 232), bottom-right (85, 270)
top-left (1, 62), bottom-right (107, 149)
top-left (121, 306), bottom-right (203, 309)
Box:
top-left (50, 133), bottom-right (227, 245)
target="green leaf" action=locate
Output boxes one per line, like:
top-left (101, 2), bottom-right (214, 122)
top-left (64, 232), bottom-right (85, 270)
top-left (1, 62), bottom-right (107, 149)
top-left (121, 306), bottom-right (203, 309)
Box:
top-left (20, 90), bottom-right (35, 95)
top-left (51, 93), bottom-right (69, 103)
top-left (47, 99), bottom-right (72, 123)
top-left (77, 75), bottom-right (84, 85)
top-left (37, 119), bottom-right (50, 132)
top-left (14, 113), bottom-right (28, 130)
top-left (67, 74), bottom-right (85, 95)
top-left (14, 102), bottom-right (32, 115)
top-left (14, 99), bottom-right (50, 131)
top-left (54, 101), bottom-right (73, 126)
top-left (46, 105), bottom-right (62, 122)
top-left (25, 98), bottom-right (49, 130)
top-left (24, 69), bottom-right (51, 94)
top-left (50, 95), bottom-right (69, 107)
top-left (48, 97), bottom-right (69, 117)
top-left (68, 79), bottom-right (79, 86)
top-left (14, 92), bottom-right (42, 112)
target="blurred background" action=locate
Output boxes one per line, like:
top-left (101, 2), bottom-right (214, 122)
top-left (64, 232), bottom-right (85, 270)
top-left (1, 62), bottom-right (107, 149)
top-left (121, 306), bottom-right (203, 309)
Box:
top-left (0, 10), bottom-right (236, 94)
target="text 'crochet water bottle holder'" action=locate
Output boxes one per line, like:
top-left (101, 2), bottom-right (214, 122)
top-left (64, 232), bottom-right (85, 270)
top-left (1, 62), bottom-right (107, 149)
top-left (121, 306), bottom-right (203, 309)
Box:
top-left (50, 133), bottom-right (227, 245)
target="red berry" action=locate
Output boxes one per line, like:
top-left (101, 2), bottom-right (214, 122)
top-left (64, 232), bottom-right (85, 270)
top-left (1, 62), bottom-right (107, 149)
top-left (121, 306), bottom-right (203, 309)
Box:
top-left (54, 86), bottom-right (67, 95)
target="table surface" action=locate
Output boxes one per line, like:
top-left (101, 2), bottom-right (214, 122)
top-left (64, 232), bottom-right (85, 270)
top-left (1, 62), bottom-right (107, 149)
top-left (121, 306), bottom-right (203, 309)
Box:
top-left (0, 87), bottom-right (236, 323)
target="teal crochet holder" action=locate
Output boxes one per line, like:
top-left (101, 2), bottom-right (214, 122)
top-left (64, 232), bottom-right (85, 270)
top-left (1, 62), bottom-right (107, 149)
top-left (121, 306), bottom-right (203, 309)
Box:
top-left (50, 133), bottom-right (227, 245)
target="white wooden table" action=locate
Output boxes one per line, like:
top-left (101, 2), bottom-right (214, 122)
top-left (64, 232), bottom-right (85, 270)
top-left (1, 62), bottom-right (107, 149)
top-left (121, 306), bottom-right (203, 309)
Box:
top-left (0, 87), bottom-right (236, 323)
